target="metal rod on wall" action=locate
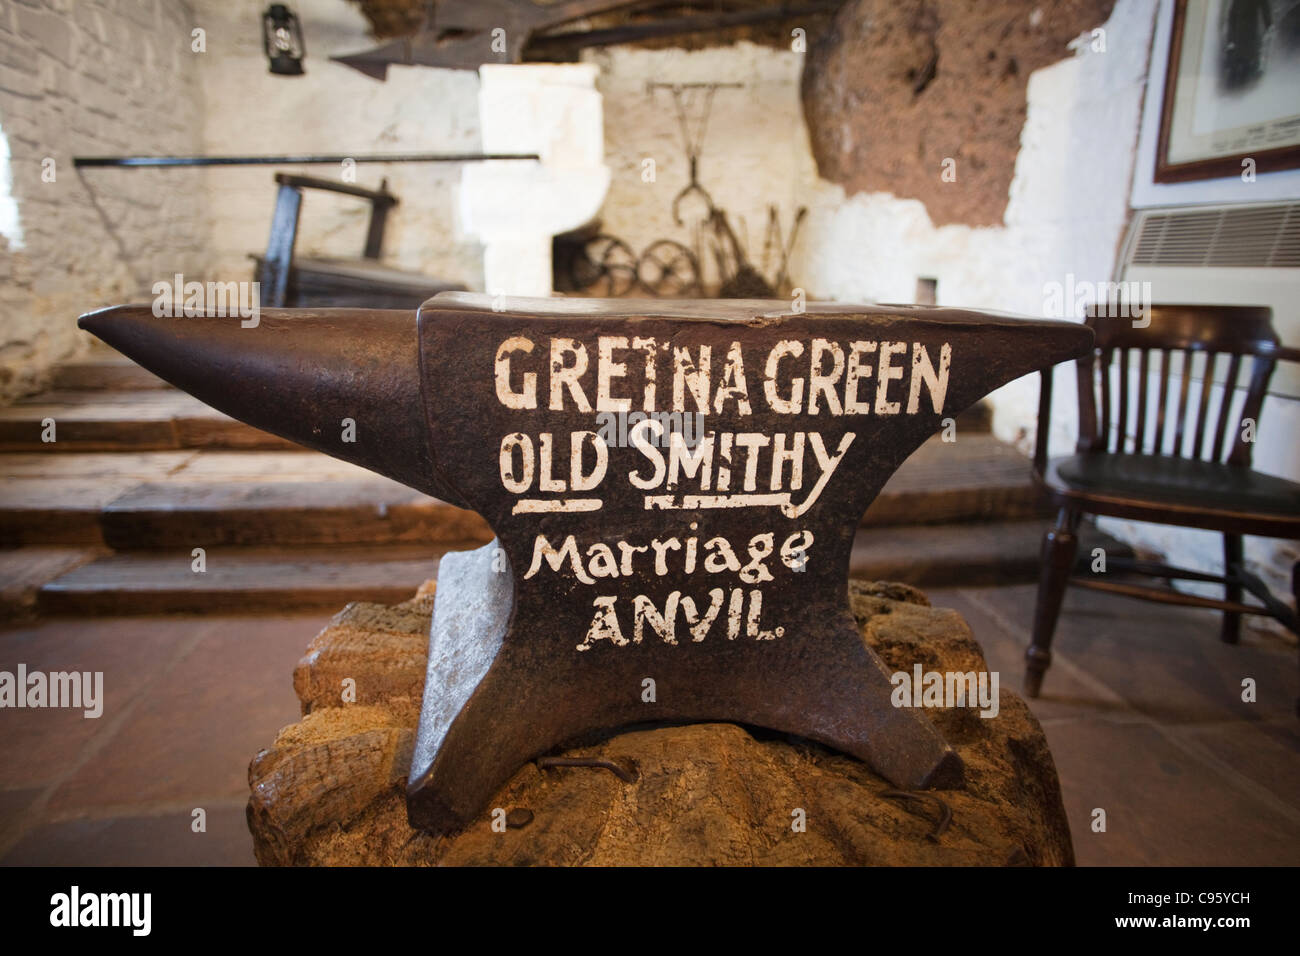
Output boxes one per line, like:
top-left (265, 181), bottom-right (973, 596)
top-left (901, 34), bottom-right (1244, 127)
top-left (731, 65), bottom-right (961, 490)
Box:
top-left (73, 152), bottom-right (540, 168)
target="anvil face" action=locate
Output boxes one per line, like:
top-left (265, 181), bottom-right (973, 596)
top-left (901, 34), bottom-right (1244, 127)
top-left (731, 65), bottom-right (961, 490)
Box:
top-left (405, 295), bottom-right (1092, 834)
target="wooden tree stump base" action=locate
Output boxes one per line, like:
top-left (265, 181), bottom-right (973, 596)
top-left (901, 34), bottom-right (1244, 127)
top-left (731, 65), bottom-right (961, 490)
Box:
top-left (247, 580), bottom-right (1074, 866)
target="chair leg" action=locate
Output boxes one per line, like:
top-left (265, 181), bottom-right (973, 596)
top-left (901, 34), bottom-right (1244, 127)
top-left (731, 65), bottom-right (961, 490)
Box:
top-left (1025, 508), bottom-right (1080, 698)
top-left (1293, 561), bottom-right (1299, 719)
top-left (1221, 533), bottom-right (1243, 645)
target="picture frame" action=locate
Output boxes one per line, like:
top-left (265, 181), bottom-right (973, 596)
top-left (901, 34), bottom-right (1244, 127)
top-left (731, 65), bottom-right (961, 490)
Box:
top-left (1155, 0), bottom-right (1300, 183)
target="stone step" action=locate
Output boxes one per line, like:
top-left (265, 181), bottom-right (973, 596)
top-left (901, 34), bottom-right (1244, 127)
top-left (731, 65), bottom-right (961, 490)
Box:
top-left (98, 479), bottom-right (492, 549)
top-left (954, 400), bottom-right (992, 433)
top-left (0, 451), bottom-right (391, 546)
top-left (32, 520), bottom-right (1131, 615)
top-left (36, 545), bottom-right (449, 616)
top-left (0, 547), bottom-right (106, 619)
top-left (0, 390), bottom-right (298, 451)
top-left (865, 433), bottom-right (1047, 526)
top-left (1, 435), bottom-right (1035, 548)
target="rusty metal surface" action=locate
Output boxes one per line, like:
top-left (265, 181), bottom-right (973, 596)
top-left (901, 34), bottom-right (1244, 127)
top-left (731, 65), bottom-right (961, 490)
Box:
top-left (79, 294), bottom-right (1093, 839)
top-left (400, 295), bottom-right (1091, 834)
top-left (537, 756), bottom-right (639, 782)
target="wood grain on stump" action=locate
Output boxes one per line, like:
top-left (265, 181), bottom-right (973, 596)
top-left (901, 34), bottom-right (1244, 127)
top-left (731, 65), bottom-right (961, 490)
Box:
top-left (248, 579), bottom-right (1074, 866)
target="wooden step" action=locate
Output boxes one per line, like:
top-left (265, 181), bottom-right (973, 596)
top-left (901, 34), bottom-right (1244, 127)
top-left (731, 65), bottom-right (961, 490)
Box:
top-left (37, 546), bottom-right (448, 615)
top-left (1, 474), bottom-right (488, 548)
top-left (0, 390), bottom-right (298, 451)
top-left (35, 520), bottom-right (1132, 616)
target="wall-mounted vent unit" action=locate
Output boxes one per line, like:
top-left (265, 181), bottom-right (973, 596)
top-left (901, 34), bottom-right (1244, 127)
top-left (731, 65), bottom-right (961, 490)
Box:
top-left (1124, 202), bottom-right (1300, 269)
top-left (1118, 202), bottom-right (1300, 400)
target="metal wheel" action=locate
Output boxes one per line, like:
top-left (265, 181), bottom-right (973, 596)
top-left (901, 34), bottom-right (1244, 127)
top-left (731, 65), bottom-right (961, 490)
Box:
top-left (637, 239), bottom-right (700, 297)
top-left (583, 235), bottom-right (638, 297)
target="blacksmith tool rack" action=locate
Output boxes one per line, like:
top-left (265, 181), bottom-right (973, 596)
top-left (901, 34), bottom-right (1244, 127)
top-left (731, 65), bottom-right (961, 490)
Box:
top-left (559, 81), bottom-right (807, 299)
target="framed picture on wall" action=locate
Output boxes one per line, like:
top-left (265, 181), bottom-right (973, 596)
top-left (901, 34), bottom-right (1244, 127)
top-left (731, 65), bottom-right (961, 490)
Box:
top-left (1156, 0), bottom-right (1300, 182)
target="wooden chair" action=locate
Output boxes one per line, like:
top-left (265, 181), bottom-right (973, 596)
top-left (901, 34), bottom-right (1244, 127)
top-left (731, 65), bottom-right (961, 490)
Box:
top-left (1027, 304), bottom-right (1300, 701)
top-left (251, 172), bottom-right (464, 309)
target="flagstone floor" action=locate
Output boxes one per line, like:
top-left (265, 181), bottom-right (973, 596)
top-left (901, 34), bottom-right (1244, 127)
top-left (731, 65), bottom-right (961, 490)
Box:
top-left (0, 582), bottom-right (1296, 867)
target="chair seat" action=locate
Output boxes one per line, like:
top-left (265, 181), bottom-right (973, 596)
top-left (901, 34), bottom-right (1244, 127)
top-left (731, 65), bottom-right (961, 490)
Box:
top-left (1047, 453), bottom-right (1300, 520)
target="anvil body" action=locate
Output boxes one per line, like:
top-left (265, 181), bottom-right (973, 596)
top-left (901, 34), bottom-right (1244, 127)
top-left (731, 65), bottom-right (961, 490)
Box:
top-left (78, 294), bottom-right (1093, 836)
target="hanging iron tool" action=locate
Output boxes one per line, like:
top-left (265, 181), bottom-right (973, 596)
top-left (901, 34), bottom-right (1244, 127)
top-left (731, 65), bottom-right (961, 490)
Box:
top-left (763, 204), bottom-right (808, 294)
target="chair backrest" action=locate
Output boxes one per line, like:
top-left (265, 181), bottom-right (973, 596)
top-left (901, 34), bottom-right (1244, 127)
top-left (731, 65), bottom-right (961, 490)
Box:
top-left (258, 173), bottom-right (401, 307)
top-left (271, 172), bottom-right (398, 260)
top-left (1075, 304), bottom-right (1280, 467)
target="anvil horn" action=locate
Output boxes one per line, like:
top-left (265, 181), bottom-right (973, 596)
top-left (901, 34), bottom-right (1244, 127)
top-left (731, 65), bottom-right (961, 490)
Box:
top-left (76, 305), bottom-right (467, 508)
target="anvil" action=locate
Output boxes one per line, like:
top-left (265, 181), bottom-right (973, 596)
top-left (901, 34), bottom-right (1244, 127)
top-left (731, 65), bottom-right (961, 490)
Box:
top-left (78, 294), bottom-right (1091, 836)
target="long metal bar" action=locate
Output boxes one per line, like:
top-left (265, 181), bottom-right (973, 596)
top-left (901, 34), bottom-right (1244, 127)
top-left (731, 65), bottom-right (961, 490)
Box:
top-left (73, 152), bottom-right (539, 168)
top-left (532, 3), bottom-right (840, 54)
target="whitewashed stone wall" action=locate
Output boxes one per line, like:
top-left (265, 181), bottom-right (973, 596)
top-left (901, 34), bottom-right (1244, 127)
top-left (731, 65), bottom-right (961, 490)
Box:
top-left (188, 0), bottom-right (483, 292)
top-left (0, 0), bottom-right (209, 401)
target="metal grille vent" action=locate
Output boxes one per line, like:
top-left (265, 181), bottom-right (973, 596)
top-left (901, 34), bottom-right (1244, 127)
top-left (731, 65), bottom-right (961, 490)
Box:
top-left (1127, 202), bottom-right (1300, 268)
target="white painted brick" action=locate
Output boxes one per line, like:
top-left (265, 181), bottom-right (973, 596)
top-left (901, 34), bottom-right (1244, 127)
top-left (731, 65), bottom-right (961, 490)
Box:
top-left (15, 4), bottom-right (72, 66)
top-left (0, 0), bottom-right (210, 402)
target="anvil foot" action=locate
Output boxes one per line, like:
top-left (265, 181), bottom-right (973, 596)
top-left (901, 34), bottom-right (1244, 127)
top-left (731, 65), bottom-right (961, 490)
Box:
top-left (407, 541), bottom-right (963, 836)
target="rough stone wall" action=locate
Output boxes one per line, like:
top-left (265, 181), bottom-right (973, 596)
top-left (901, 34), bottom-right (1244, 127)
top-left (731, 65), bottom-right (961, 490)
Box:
top-left (802, 0), bottom-right (1116, 227)
top-left (0, 0), bottom-right (210, 402)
